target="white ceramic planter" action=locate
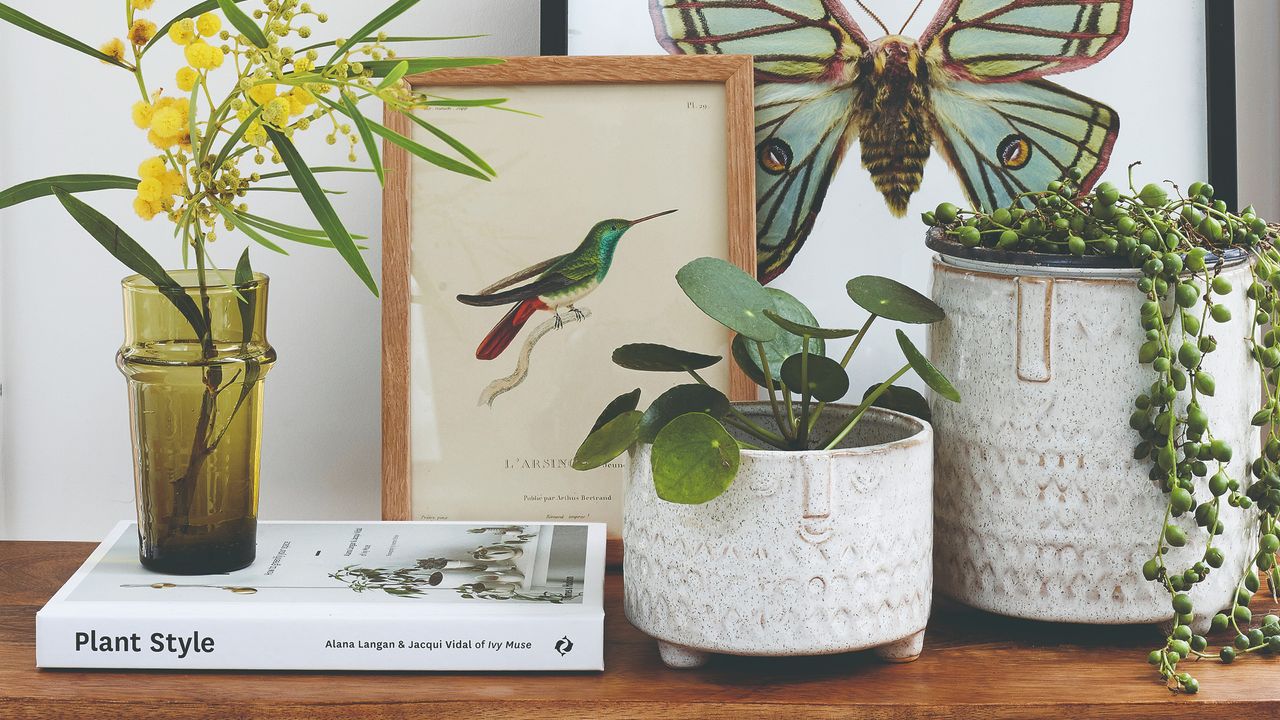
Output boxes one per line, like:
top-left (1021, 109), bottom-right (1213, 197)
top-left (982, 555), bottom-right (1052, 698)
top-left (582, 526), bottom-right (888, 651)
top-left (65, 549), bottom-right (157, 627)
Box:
top-left (928, 246), bottom-right (1259, 626)
top-left (623, 403), bottom-right (933, 668)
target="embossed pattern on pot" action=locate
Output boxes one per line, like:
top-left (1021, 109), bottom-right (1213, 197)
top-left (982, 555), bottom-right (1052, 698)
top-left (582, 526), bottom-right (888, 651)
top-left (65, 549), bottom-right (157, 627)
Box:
top-left (929, 254), bottom-right (1258, 625)
top-left (624, 405), bottom-right (933, 661)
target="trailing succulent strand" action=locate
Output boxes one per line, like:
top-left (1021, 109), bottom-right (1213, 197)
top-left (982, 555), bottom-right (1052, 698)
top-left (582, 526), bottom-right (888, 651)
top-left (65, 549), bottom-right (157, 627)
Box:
top-left (924, 162), bottom-right (1280, 694)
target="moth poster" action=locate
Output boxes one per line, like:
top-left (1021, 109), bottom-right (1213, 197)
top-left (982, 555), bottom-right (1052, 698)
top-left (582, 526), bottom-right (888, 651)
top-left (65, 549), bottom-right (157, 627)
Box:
top-left (568, 0), bottom-right (1211, 393)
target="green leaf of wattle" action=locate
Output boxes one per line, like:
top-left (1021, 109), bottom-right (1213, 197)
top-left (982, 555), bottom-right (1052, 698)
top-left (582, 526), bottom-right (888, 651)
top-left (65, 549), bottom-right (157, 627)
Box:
top-left (216, 0), bottom-right (268, 48)
top-left (0, 174), bottom-right (138, 210)
top-left (52, 189), bottom-right (207, 340)
top-left (264, 127), bottom-right (378, 296)
top-left (0, 3), bottom-right (132, 69)
top-left (341, 93), bottom-right (384, 185)
top-left (326, 0), bottom-right (422, 66)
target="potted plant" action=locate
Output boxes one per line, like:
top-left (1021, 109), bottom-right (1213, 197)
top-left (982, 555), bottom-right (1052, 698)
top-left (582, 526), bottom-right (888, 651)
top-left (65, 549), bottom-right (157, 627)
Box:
top-left (923, 163), bottom-right (1280, 693)
top-left (573, 257), bottom-right (959, 668)
top-left (0, 0), bottom-right (500, 573)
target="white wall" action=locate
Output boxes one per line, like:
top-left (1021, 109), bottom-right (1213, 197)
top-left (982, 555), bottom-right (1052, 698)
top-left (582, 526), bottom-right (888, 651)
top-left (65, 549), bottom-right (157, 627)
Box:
top-left (0, 1), bottom-right (540, 540)
top-left (1236, 0), bottom-right (1280, 219)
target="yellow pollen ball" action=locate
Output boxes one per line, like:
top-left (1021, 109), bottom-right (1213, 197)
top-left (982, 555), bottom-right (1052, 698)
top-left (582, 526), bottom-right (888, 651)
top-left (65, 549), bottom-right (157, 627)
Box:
top-left (184, 41), bottom-right (223, 70)
top-left (136, 178), bottom-right (164, 202)
top-left (247, 83), bottom-right (277, 106)
top-left (138, 157), bottom-right (166, 179)
top-left (176, 66), bottom-right (199, 92)
top-left (132, 0), bottom-right (155, 9)
top-left (168, 18), bottom-right (196, 46)
top-left (133, 197), bottom-right (162, 221)
top-left (243, 121), bottom-right (267, 147)
top-left (196, 12), bottom-right (221, 37)
top-left (160, 171), bottom-right (184, 197)
top-left (150, 107), bottom-right (185, 138)
top-left (131, 101), bottom-right (154, 129)
top-left (129, 19), bottom-right (156, 46)
top-left (99, 38), bottom-right (126, 63)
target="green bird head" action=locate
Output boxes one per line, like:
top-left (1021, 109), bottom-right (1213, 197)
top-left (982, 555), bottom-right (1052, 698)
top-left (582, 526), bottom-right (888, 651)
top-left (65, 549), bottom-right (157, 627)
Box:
top-left (591, 209), bottom-right (678, 246)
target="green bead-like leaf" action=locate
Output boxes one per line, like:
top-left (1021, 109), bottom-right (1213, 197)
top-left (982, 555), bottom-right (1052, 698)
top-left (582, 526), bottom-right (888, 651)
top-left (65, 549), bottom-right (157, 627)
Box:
top-left (847, 276), bottom-right (945, 324)
top-left (780, 353), bottom-right (848, 402)
top-left (612, 343), bottom-right (721, 372)
top-left (638, 384), bottom-right (730, 443)
top-left (763, 309), bottom-right (857, 339)
top-left (863, 384), bottom-right (931, 422)
top-left (676, 257), bottom-right (778, 342)
top-left (573, 411), bottom-right (642, 471)
top-left (897, 330), bottom-right (960, 402)
top-left (651, 413), bottom-right (739, 504)
top-left (590, 388), bottom-right (641, 434)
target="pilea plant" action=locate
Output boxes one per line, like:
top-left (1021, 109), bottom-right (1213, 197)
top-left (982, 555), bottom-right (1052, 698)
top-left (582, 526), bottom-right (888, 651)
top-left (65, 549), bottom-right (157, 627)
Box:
top-left (924, 163), bottom-right (1280, 694)
top-left (571, 256), bottom-right (959, 504)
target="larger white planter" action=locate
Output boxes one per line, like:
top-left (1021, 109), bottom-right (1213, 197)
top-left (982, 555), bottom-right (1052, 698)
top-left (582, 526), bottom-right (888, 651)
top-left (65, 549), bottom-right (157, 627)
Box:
top-left (928, 246), bottom-right (1258, 626)
top-left (623, 403), bottom-right (933, 668)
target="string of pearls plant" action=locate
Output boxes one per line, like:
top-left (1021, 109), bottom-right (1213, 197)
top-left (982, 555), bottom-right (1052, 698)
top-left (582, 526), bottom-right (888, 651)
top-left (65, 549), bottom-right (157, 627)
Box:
top-left (924, 163), bottom-right (1280, 693)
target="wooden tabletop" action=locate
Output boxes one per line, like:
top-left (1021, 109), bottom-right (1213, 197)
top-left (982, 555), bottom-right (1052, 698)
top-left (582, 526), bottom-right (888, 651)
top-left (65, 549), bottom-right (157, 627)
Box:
top-left (3, 541), bottom-right (1280, 718)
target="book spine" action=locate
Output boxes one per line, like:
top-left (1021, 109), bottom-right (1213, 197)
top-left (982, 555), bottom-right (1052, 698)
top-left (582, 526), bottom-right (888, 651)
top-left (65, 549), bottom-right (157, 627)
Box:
top-left (37, 611), bottom-right (603, 671)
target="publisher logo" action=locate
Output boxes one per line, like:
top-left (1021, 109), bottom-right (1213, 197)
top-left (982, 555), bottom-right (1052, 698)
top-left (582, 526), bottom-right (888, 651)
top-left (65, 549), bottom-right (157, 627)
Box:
top-left (555, 636), bottom-right (574, 656)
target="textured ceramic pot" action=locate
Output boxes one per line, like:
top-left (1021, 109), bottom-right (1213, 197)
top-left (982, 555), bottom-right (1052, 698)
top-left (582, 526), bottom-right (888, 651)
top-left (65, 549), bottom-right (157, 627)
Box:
top-left (928, 239), bottom-right (1258, 626)
top-left (624, 403), bottom-right (933, 668)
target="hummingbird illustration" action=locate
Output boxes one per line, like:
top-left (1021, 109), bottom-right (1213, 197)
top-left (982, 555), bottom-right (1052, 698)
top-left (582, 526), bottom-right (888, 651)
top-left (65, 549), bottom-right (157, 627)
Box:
top-left (456, 209), bottom-right (678, 360)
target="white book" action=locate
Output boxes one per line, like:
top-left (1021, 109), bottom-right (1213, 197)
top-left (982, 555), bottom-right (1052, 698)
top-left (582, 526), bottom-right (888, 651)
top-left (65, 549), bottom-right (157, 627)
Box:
top-left (37, 520), bottom-right (606, 671)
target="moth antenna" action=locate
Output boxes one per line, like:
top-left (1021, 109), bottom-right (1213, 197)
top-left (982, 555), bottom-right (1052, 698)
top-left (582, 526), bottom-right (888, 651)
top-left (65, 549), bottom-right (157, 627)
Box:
top-left (854, 0), bottom-right (891, 36)
top-left (899, 0), bottom-right (927, 34)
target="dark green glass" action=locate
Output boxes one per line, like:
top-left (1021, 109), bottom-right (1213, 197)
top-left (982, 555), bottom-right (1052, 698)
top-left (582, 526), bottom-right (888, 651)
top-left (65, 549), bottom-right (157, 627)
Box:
top-left (117, 271), bottom-right (275, 574)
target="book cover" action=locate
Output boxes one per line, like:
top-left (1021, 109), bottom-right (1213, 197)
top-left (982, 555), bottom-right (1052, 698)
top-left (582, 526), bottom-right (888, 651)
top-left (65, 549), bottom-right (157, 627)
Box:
top-left (37, 520), bottom-right (606, 671)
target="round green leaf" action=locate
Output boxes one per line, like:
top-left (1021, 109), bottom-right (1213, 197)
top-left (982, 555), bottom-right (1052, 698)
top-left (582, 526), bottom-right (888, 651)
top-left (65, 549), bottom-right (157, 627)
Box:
top-left (651, 413), bottom-right (739, 504)
top-left (734, 289), bottom-right (824, 383)
top-left (780, 353), bottom-right (849, 402)
top-left (590, 388), bottom-right (641, 434)
top-left (638, 384), bottom-right (730, 443)
top-left (573, 411), bottom-right (642, 471)
top-left (847, 276), bottom-right (945, 324)
top-left (731, 334), bottom-right (771, 388)
top-left (896, 330), bottom-right (960, 402)
top-left (612, 343), bottom-right (721, 372)
top-left (863, 384), bottom-right (931, 422)
top-left (676, 257), bottom-right (778, 342)
top-left (763, 309), bottom-right (857, 339)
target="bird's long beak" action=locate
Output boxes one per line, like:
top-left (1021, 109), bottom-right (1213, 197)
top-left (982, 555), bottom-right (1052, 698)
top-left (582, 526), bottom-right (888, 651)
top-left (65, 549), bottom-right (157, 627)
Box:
top-left (628, 209), bottom-right (678, 225)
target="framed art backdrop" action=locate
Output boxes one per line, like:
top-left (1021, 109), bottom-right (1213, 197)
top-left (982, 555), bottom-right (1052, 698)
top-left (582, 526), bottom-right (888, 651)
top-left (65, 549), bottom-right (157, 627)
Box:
top-left (382, 55), bottom-right (756, 542)
top-left (560, 0), bottom-right (1235, 402)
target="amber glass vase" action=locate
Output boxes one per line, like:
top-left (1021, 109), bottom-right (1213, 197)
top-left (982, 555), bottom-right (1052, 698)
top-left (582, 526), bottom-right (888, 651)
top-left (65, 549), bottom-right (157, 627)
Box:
top-left (117, 271), bottom-right (275, 574)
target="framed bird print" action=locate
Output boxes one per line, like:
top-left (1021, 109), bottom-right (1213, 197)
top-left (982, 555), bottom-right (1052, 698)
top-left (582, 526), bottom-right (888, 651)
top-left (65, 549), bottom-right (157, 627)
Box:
top-left (382, 55), bottom-right (756, 554)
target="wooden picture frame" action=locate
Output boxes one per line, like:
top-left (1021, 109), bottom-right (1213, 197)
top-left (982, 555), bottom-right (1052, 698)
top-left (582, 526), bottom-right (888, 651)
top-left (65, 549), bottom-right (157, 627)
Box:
top-left (382, 55), bottom-right (757, 562)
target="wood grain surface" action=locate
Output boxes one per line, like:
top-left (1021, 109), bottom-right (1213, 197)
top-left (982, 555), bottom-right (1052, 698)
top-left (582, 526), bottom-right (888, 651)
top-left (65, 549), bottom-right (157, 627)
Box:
top-left (4, 541), bottom-right (1280, 718)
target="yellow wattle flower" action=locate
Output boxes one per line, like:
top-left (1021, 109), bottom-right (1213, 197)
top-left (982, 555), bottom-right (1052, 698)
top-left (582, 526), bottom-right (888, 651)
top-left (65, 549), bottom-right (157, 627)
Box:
top-left (176, 66), bottom-right (199, 92)
top-left (168, 18), bottom-right (196, 46)
top-left (247, 83), bottom-right (277, 106)
top-left (138, 157), bottom-right (166, 179)
top-left (99, 38), bottom-right (126, 64)
top-left (137, 178), bottom-right (165, 203)
top-left (150, 106), bottom-right (185, 138)
top-left (184, 40), bottom-right (223, 70)
top-left (196, 12), bottom-right (221, 37)
top-left (133, 196), bottom-right (162, 221)
top-left (131, 0), bottom-right (156, 9)
top-left (131, 101), bottom-right (154, 129)
top-left (160, 171), bottom-right (184, 197)
top-left (260, 97), bottom-right (290, 127)
top-left (128, 19), bottom-right (156, 46)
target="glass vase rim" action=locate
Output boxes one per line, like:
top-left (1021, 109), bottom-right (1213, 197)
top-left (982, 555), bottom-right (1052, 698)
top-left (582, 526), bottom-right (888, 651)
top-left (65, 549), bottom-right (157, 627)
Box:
top-left (121, 270), bottom-right (270, 293)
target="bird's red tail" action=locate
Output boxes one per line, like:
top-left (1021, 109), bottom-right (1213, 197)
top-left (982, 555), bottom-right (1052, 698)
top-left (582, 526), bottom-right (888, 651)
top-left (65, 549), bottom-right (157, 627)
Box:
top-left (476, 298), bottom-right (545, 360)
